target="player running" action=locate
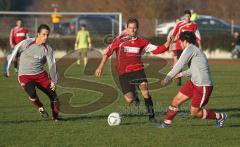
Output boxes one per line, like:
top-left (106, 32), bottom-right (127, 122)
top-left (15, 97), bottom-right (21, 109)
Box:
top-left (9, 18), bottom-right (29, 72)
top-left (5, 24), bottom-right (60, 121)
top-left (169, 10), bottom-right (202, 86)
top-left (95, 18), bottom-right (171, 122)
top-left (156, 31), bottom-right (227, 128)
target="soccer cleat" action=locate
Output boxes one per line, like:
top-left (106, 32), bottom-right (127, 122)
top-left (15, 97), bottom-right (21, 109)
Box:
top-left (52, 117), bottom-right (61, 122)
top-left (155, 121), bottom-right (171, 128)
top-left (216, 113), bottom-right (227, 128)
top-left (38, 107), bottom-right (49, 118)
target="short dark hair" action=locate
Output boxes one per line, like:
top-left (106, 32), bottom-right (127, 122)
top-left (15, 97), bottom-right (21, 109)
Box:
top-left (179, 31), bottom-right (196, 45)
top-left (127, 18), bottom-right (139, 28)
top-left (80, 24), bottom-right (86, 28)
top-left (184, 10), bottom-right (191, 17)
top-left (37, 24), bottom-right (50, 33)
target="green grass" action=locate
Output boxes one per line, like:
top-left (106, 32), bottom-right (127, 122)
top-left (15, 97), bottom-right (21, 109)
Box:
top-left (0, 59), bottom-right (240, 147)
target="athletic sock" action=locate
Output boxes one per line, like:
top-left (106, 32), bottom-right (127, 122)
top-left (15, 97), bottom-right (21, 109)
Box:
top-left (30, 98), bottom-right (43, 108)
top-left (164, 105), bottom-right (179, 124)
top-left (202, 109), bottom-right (217, 120)
top-left (215, 113), bottom-right (222, 120)
top-left (144, 96), bottom-right (155, 119)
top-left (51, 101), bottom-right (59, 118)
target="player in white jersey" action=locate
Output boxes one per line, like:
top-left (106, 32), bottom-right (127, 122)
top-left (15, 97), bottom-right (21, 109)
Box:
top-left (156, 31), bottom-right (227, 128)
top-left (5, 24), bottom-right (60, 121)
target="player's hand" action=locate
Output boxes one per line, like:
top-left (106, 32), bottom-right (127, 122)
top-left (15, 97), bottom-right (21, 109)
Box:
top-left (50, 81), bottom-right (56, 91)
top-left (95, 67), bottom-right (102, 77)
top-left (161, 79), bottom-right (168, 86)
top-left (174, 73), bottom-right (183, 79)
top-left (161, 77), bottom-right (171, 86)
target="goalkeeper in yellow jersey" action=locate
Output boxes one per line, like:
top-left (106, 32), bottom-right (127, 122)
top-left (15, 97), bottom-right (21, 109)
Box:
top-left (75, 24), bottom-right (92, 67)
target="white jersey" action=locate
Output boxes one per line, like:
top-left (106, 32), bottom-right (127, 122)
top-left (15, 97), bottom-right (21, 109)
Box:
top-left (6, 38), bottom-right (58, 84)
top-left (165, 44), bottom-right (213, 86)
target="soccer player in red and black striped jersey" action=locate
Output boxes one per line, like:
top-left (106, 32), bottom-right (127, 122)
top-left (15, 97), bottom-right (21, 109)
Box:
top-left (95, 18), bottom-right (171, 122)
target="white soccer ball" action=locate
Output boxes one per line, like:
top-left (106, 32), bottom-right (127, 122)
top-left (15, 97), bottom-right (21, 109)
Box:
top-left (107, 112), bottom-right (121, 126)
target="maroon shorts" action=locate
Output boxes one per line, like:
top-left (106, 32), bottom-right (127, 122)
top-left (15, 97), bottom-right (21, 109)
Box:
top-left (18, 71), bottom-right (51, 89)
top-left (179, 80), bottom-right (213, 108)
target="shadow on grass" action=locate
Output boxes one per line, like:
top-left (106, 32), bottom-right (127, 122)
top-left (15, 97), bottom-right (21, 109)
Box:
top-left (212, 108), bottom-right (240, 112)
top-left (0, 119), bottom-right (48, 125)
top-left (1, 108), bottom-right (239, 125)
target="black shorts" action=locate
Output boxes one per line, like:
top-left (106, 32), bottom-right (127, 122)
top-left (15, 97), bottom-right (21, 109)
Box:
top-left (176, 50), bottom-right (183, 59)
top-left (118, 69), bottom-right (148, 95)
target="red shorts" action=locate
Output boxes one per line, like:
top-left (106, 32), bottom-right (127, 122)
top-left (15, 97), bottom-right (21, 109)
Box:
top-left (179, 80), bottom-right (213, 108)
top-left (18, 71), bottom-right (51, 89)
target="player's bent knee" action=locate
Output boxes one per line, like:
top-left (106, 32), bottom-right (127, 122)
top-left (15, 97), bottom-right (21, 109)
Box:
top-left (124, 97), bottom-right (133, 104)
top-left (190, 107), bottom-right (200, 116)
top-left (124, 92), bottom-right (134, 104)
top-left (46, 85), bottom-right (58, 101)
top-left (25, 82), bottom-right (37, 98)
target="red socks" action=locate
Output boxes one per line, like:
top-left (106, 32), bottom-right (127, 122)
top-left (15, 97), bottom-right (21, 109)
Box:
top-left (164, 105), bottom-right (179, 124)
top-left (202, 109), bottom-right (219, 120)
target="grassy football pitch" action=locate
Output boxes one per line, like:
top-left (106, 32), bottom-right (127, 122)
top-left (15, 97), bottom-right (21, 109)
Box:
top-left (0, 59), bottom-right (240, 147)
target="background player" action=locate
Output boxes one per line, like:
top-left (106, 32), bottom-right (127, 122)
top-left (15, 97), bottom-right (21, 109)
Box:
top-left (169, 10), bottom-right (202, 86)
top-left (5, 24), bottom-right (60, 121)
top-left (9, 18), bottom-right (29, 72)
top-left (95, 18), bottom-right (171, 122)
top-left (75, 24), bottom-right (92, 67)
top-left (157, 31), bottom-right (227, 128)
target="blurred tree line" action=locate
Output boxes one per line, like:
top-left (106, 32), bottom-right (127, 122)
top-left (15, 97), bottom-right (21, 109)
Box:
top-left (1, 0), bottom-right (240, 36)
top-left (26, 0), bottom-right (240, 36)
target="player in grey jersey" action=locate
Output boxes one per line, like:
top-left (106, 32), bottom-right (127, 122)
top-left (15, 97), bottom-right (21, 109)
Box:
top-left (5, 24), bottom-right (60, 121)
top-left (156, 31), bottom-right (227, 128)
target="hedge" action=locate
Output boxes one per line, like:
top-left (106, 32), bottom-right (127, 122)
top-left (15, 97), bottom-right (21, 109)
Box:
top-left (0, 34), bottom-right (233, 52)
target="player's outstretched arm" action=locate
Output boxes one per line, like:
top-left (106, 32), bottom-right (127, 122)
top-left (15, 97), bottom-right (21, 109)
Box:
top-left (161, 45), bottom-right (194, 86)
top-left (4, 41), bottom-right (23, 77)
top-left (95, 55), bottom-right (108, 77)
top-left (150, 38), bottom-right (171, 54)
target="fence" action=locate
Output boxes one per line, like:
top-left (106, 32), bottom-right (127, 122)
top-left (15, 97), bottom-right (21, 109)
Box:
top-left (0, 11), bottom-right (122, 37)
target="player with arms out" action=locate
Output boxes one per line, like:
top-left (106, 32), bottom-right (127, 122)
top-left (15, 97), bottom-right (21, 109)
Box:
top-left (156, 31), bottom-right (227, 128)
top-left (169, 10), bottom-right (202, 86)
top-left (95, 18), bottom-right (171, 122)
top-left (5, 24), bottom-right (60, 121)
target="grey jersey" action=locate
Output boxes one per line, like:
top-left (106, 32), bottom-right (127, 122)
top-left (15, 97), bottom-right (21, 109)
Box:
top-left (166, 44), bottom-right (213, 86)
top-left (6, 38), bottom-right (58, 84)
